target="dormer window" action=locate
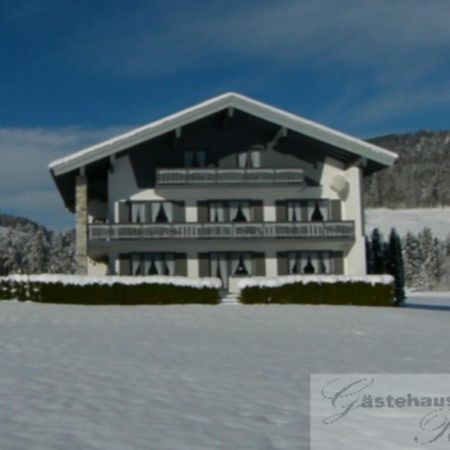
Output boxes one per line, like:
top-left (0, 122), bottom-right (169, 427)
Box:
top-left (237, 149), bottom-right (261, 168)
top-left (184, 150), bottom-right (207, 167)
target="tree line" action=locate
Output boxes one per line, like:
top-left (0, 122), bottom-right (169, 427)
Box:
top-left (0, 223), bottom-right (75, 275)
top-left (366, 227), bottom-right (450, 297)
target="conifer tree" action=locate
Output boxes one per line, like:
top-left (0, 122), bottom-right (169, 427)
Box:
top-left (371, 228), bottom-right (385, 274)
top-left (385, 228), bottom-right (405, 303)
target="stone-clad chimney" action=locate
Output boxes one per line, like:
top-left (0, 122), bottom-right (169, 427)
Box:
top-left (75, 174), bottom-right (88, 274)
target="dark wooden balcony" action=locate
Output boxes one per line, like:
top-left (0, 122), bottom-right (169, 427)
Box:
top-left (156, 168), bottom-right (305, 185)
top-left (89, 221), bottom-right (355, 241)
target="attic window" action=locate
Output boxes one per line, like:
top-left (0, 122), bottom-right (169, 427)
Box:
top-left (184, 150), bottom-right (207, 167)
top-left (238, 150), bottom-right (261, 168)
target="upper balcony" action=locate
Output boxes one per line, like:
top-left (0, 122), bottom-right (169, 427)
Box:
top-left (156, 168), bottom-right (305, 186)
top-left (89, 221), bottom-right (355, 241)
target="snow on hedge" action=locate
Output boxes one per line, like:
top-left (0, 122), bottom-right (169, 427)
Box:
top-left (238, 274), bottom-right (394, 289)
top-left (3, 274), bottom-right (222, 289)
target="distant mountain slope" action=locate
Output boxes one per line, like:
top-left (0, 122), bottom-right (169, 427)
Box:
top-left (0, 213), bottom-right (45, 232)
top-left (365, 131), bottom-right (450, 208)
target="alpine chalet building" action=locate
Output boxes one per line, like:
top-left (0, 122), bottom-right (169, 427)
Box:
top-left (49, 93), bottom-right (397, 293)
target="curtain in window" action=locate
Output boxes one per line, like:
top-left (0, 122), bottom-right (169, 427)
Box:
top-left (308, 201), bottom-right (328, 222)
top-left (209, 202), bottom-right (225, 222)
top-left (150, 203), bottom-right (173, 223)
top-left (318, 252), bottom-right (331, 274)
top-left (210, 253), bottom-right (228, 286)
top-left (131, 203), bottom-right (146, 223)
top-left (318, 201), bottom-right (328, 221)
top-left (131, 254), bottom-right (142, 276)
top-left (238, 152), bottom-right (248, 168)
top-left (287, 202), bottom-right (303, 222)
top-left (144, 254), bottom-right (158, 275)
top-left (164, 254), bottom-right (175, 275)
top-left (230, 201), bottom-right (250, 222)
top-left (288, 252), bottom-right (302, 274)
top-left (250, 150), bottom-right (261, 168)
top-left (231, 253), bottom-right (252, 276)
top-left (302, 252), bottom-right (319, 274)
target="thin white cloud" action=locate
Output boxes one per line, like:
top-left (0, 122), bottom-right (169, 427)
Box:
top-left (0, 126), bottom-right (129, 229)
top-left (67, 0), bottom-right (450, 78)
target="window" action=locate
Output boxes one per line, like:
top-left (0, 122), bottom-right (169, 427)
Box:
top-left (210, 252), bottom-right (228, 282)
top-left (184, 150), bottom-right (207, 167)
top-left (230, 201), bottom-right (251, 222)
top-left (307, 200), bottom-right (328, 222)
top-left (231, 253), bottom-right (252, 276)
top-left (130, 202), bottom-right (174, 223)
top-left (209, 202), bottom-right (226, 223)
top-left (131, 253), bottom-right (175, 276)
top-left (287, 251), bottom-right (331, 274)
top-left (237, 150), bottom-right (261, 168)
top-left (150, 202), bottom-right (173, 223)
top-left (287, 201), bottom-right (303, 222)
top-left (131, 203), bottom-right (146, 224)
top-left (285, 200), bottom-right (329, 222)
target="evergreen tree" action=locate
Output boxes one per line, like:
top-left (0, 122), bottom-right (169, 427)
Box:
top-left (365, 236), bottom-right (374, 274)
top-left (385, 228), bottom-right (405, 303)
top-left (371, 228), bottom-right (385, 274)
top-left (403, 231), bottom-right (422, 287)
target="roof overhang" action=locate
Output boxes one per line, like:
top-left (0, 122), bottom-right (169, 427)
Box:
top-left (49, 92), bottom-right (398, 178)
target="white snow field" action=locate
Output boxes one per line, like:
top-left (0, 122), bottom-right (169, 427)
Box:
top-left (366, 207), bottom-right (450, 239)
top-left (0, 296), bottom-right (449, 450)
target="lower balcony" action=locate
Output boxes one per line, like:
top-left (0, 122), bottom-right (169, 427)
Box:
top-left (89, 221), bottom-right (355, 241)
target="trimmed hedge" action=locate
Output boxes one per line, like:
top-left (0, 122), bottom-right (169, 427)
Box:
top-left (240, 281), bottom-right (395, 306)
top-left (0, 277), bottom-right (220, 305)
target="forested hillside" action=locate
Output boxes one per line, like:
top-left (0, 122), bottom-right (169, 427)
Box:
top-left (365, 131), bottom-right (450, 207)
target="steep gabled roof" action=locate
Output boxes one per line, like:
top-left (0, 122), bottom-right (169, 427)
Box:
top-left (49, 92), bottom-right (397, 176)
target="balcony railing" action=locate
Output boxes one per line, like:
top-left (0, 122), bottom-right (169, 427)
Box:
top-left (89, 221), bottom-right (355, 241)
top-left (156, 168), bottom-right (305, 185)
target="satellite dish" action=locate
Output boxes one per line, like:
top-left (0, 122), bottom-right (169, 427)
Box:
top-left (330, 175), bottom-right (349, 200)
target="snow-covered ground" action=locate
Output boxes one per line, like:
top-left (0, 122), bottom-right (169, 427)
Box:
top-left (0, 295), bottom-right (449, 450)
top-left (366, 207), bottom-right (450, 239)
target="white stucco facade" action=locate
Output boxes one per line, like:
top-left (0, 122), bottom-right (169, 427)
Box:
top-left (49, 93), bottom-right (396, 284)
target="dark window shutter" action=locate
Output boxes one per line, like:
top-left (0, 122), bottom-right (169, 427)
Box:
top-left (277, 252), bottom-right (288, 275)
top-left (172, 202), bottom-right (185, 223)
top-left (254, 252), bottom-right (266, 276)
top-left (275, 201), bottom-right (287, 221)
top-left (332, 251), bottom-right (344, 274)
top-left (198, 253), bottom-right (209, 277)
top-left (330, 200), bottom-right (342, 221)
top-left (118, 254), bottom-right (131, 275)
top-left (252, 201), bottom-right (263, 222)
top-left (197, 202), bottom-right (208, 223)
top-left (175, 253), bottom-right (187, 276)
top-left (118, 202), bottom-right (130, 224)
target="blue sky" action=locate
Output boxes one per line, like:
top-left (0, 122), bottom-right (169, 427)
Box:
top-left (1, 0), bottom-right (450, 229)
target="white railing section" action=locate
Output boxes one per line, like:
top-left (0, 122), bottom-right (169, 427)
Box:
top-left (89, 221), bottom-right (355, 240)
top-left (156, 168), bottom-right (305, 185)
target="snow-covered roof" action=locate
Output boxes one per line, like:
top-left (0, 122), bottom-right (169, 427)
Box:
top-left (49, 92), bottom-right (397, 176)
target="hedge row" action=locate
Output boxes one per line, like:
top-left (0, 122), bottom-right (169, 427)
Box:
top-left (240, 281), bottom-right (395, 306)
top-left (0, 278), bottom-right (220, 305)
